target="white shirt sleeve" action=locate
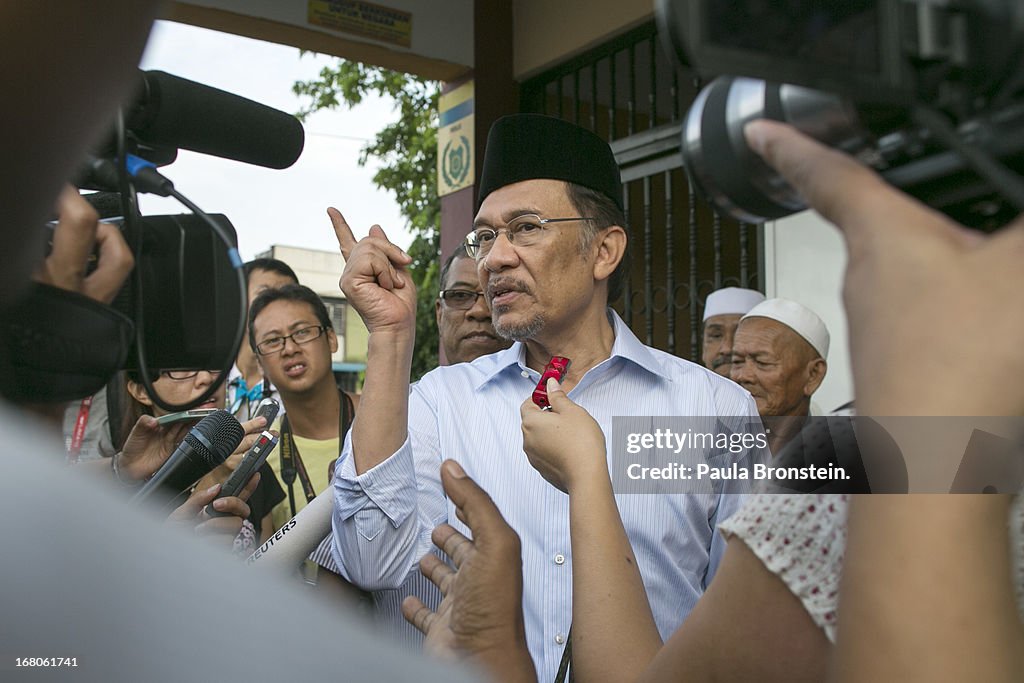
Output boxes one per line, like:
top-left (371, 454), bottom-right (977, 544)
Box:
top-left (331, 380), bottom-right (448, 590)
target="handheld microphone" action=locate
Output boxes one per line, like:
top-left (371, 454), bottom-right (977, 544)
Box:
top-left (246, 488), bottom-right (334, 574)
top-left (130, 410), bottom-right (244, 506)
top-left (124, 70), bottom-right (305, 169)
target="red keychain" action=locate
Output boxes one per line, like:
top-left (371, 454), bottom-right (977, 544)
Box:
top-left (532, 356), bottom-right (571, 410)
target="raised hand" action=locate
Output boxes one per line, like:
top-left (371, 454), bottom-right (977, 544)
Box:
top-left (402, 461), bottom-right (536, 683)
top-left (745, 119), bottom-right (1024, 415)
top-left (520, 378), bottom-right (608, 493)
top-left (745, 119), bottom-right (1024, 682)
top-left (328, 207), bottom-right (416, 335)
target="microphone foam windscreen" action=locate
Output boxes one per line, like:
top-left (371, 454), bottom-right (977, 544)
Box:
top-left (132, 71), bottom-right (305, 169)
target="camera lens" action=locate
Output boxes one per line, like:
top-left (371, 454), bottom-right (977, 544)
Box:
top-left (682, 76), bottom-right (868, 222)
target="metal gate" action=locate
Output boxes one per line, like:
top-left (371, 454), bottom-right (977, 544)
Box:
top-left (521, 21), bottom-right (761, 361)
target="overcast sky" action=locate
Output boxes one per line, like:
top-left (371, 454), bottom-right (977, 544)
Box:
top-left (137, 20), bottom-right (412, 259)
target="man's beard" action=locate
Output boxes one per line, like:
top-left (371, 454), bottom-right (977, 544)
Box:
top-left (494, 312), bottom-right (546, 342)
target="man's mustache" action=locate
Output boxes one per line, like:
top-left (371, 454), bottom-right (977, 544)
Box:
top-left (711, 356), bottom-right (732, 370)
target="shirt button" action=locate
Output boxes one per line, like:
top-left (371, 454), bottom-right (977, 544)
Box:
top-left (553, 553), bottom-right (566, 565)
top-left (554, 633), bottom-right (565, 645)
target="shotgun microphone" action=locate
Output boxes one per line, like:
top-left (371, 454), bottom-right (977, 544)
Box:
top-left (126, 70), bottom-right (305, 169)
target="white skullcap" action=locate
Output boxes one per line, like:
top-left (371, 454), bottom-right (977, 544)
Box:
top-left (703, 287), bottom-right (766, 321)
top-left (741, 298), bottom-right (830, 359)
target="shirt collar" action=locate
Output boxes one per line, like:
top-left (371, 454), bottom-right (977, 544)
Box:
top-left (472, 309), bottom-right (669, 391)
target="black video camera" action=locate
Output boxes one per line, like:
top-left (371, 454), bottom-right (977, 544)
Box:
top-left (657, 0), bottom-right (1024, 229)
top-left (63, 206), bottom-right (242, 374)
top-left (1, 70), bottom-right (304, 406)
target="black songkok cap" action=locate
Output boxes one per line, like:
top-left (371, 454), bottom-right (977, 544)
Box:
top-left (477, 114), bottom-right (623, 212)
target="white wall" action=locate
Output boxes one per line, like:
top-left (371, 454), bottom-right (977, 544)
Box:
top-left (762, 211), bottom-right (853, 414)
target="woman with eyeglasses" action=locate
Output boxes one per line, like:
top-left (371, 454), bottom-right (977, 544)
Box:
top-left (121, 368), bottom-right (286, 550)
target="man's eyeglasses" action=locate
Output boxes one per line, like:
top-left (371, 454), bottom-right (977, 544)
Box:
top-left (255, 325), bottom-right (326, 355)
top-left (464, 214), bottom-right (594, 259)
top-left (439, 289), bottom-right (486, 310)
top-left (162, 369), bottom-right (223, 381)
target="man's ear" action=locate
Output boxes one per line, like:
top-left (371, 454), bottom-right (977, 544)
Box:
top-left (803, 358), bottom-right (828, 396)
top-left (592, 225), bottom-right (627, 286)
top-left (327, 328), bottom-right (339, 354)
top-left (126, 379), bottom-right (154, 407)
top-left (435, 297), bottom-right (442, 327)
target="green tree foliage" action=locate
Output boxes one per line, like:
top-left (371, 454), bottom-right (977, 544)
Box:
top-left (294, 60), bottom-right (441, 381)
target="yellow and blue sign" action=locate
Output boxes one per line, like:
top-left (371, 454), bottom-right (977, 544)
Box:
top-left (308, 0), bottom-right (412, 49)
top-left (437, 81), bottom-right (474, 197)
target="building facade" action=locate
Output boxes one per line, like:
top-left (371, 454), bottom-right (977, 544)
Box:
top-left (173, 0), bottom-right (852, 410)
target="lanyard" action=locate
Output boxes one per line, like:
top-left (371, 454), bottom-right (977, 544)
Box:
top-left (280, 413), bottom-right (318, 514)
top-left (67, 396), bottom-right (93, 463)
top-left (279, 388), bottom-right (354, 517)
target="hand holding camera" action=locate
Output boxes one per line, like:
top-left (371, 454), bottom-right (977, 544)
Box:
top-left (660, 0), bottom-right (1024, 230)
top-left (745, 119), bottom-right (1024, 416)
top-left (36, 186), bottom-right (134, 304)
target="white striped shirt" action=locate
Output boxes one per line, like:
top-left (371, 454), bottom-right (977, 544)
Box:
top-left (333, 310), bottom-right (765, 681)
top-left (309, 534), bottom-right (437, 648)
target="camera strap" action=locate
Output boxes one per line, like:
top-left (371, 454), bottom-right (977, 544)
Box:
top-left (280, 414), bottom-right (316, 517)
top-left (280, 388), bottom-right (355, 517)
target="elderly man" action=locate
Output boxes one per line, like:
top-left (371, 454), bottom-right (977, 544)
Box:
top-left (701, 286), bottom-right (765, 376)
top-left (328, 113), bottom-right (764, 680)
top-left (436, 248), bottom-right (511, 364)
top-left (730, 297), bottom-right (829, 452)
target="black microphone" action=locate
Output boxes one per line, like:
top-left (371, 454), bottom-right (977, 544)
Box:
top-left (130, 410), bottom-right (244, 505)
top-left (125, 70), bottom-right (305, 169)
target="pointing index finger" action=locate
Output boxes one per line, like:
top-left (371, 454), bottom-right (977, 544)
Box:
top-left (327, 207), bottom-right (357, 259)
